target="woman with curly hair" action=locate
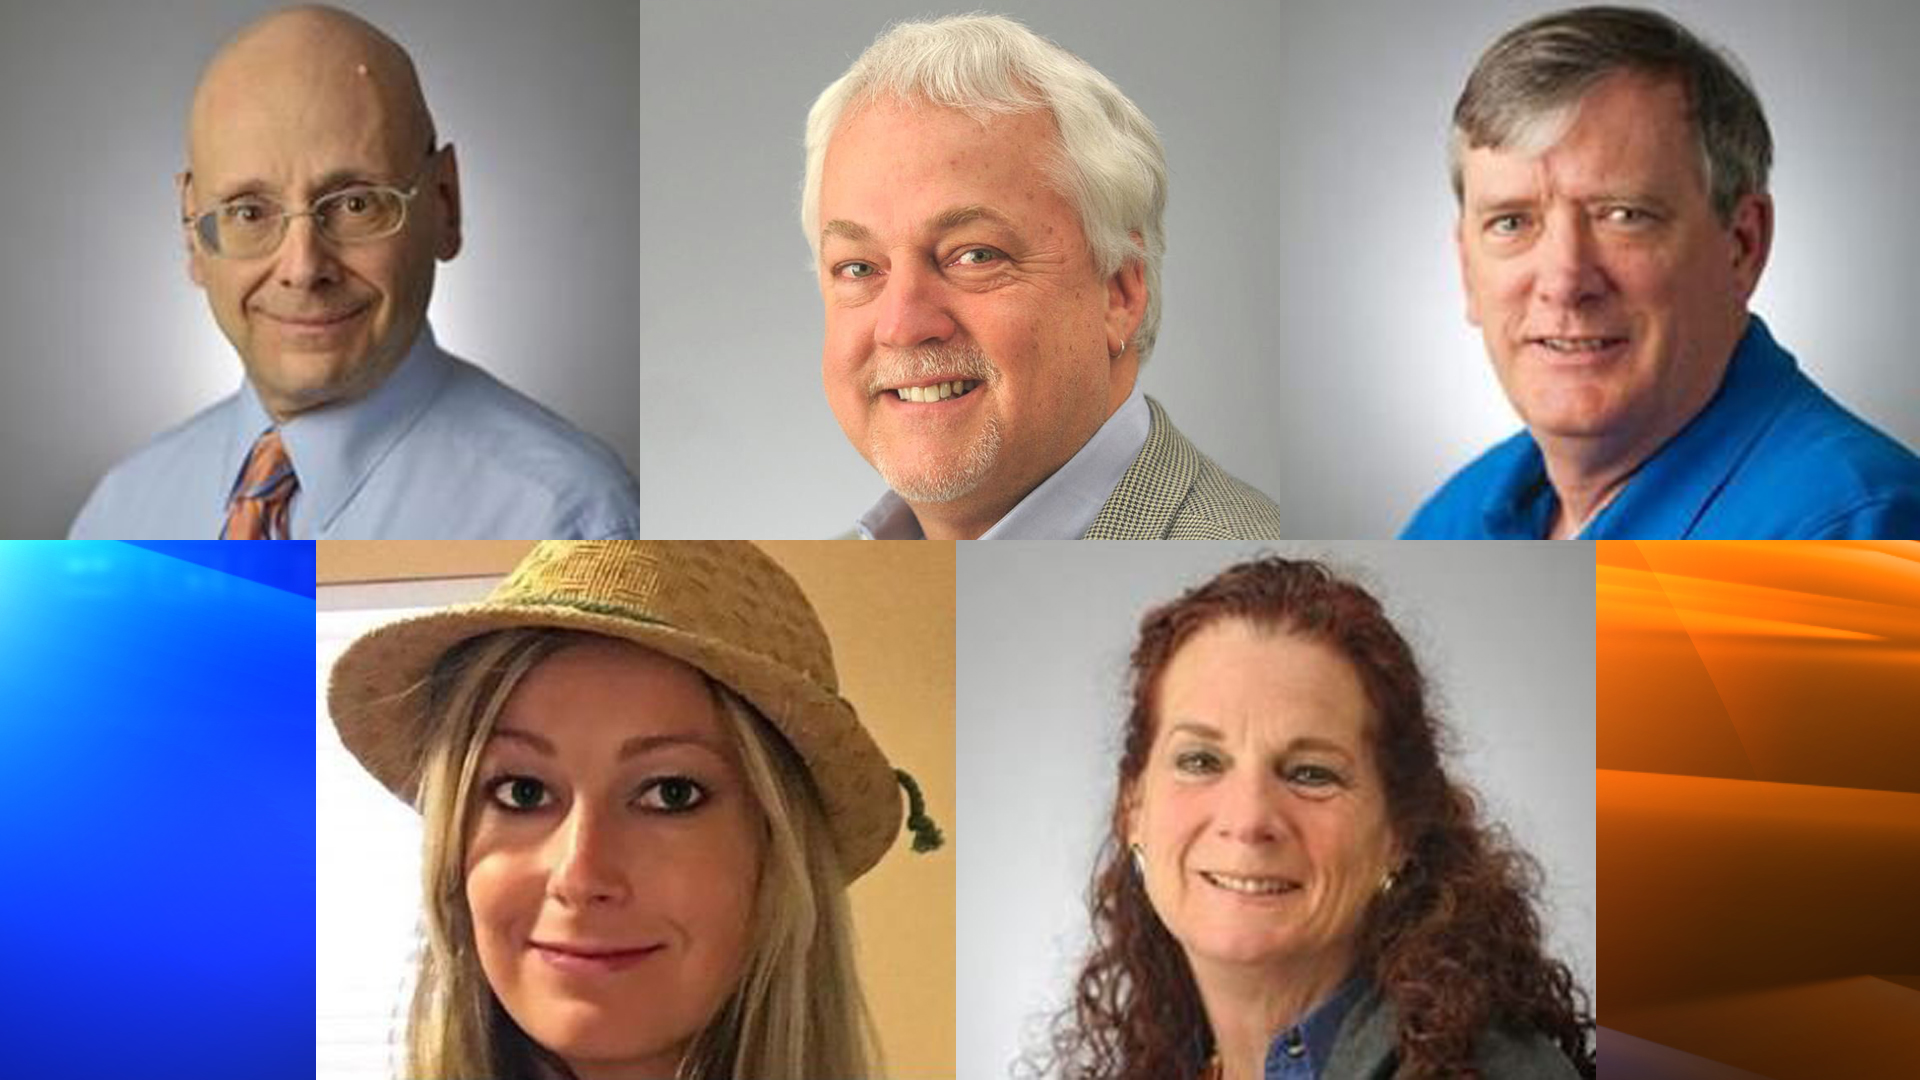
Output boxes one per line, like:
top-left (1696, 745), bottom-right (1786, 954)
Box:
top-left (1036, 555), bottom-right (1593, 1079)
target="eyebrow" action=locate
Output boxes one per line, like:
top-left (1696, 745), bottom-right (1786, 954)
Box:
top-left (1165, 721), bottom-right (1356, 759)
top-left (931, 203), bottom-right (1017, 232)
top-left (819, 204), bottom-right (1019, 249)
top-left (487, 726), bottom-right (730, 762)
top-left (1465, 194), bottom-right (1538, 218)
top-left (821, 218), bottom-right (875, 246)
top-left (1467, 190), bottom-right (1674, 217)
top-left (209, 167), bottom-right (399, 204)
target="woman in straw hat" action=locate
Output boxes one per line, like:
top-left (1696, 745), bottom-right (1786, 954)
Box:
top-left (328, 541), bottom-right (943, 1080)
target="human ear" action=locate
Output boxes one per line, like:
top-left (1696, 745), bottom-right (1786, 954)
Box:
top-left (1727, 192), bottom-right (1773, 300)
top-left (1104, 232), bottom-right (1148, 360)
top-left (1120, 780), bottom-right (1143, 849)
top-left (177, 170), bottom-right (207, 288)
top-left (432, 143), bottom-right (463, 262)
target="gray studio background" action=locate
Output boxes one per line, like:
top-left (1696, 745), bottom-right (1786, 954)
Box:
top-left (641, 0), bottom-right (1920, 539)
top-left (956, 541), bottom-right (1596, 1078)
top-left (0, 0), bottom-right (638, 539)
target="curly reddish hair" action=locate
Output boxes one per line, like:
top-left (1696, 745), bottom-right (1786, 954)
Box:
top-left (1029, 556), bottom-right (1594, 1080)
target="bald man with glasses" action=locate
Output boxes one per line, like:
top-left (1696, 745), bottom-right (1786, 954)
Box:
top-left (71, 4), bottom-right (637, 540)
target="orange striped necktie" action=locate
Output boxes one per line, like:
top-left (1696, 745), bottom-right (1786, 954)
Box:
top-left (222, 428), bottom-right (299, 540)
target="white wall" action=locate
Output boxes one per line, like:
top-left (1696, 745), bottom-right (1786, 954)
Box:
top-left (315, 577), bottom-right (497, 1080)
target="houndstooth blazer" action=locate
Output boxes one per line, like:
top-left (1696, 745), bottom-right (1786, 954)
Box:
top-left (1081, 396), bottom-right (1285, 539)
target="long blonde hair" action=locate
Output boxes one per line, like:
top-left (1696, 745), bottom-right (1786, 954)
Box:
top-left (401, 628), bottom-right (880, 1079)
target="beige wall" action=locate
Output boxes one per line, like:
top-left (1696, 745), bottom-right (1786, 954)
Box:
top-left (317, 541), bottom-right (533, 583)
top-left (758, 541), bottom-right (957, 1079)
top-left (319, 540), bottom-right (957, 1077)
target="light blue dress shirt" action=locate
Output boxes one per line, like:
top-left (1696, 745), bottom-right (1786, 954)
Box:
top-left (855, 384), bottom-right (1150, 539)
top-left (69, 325), bottom-right (638, 540)
top-left (1402, 316), bottom-right (1920, 539)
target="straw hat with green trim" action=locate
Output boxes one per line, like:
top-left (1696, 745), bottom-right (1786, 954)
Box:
top-left (327, 540), bottom-right (941, 882)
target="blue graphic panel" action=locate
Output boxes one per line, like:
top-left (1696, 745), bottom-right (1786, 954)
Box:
top-left (127, 540), bottom-right (317, 598)
top-left (0, 542), bottom-right (314, 1080)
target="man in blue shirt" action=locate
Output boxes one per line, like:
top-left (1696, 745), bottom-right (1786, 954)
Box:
top-left (71, 6), bottom-right (636, 540)
top-left (1405, 7), bottom-right (1920, 539)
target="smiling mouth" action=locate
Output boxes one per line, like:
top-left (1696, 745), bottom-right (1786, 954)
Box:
top-left (263, 306), bottom-right (366, 327)
top-left (1531, 336), bottom-right (1627, 355)
top-left (530, 942), bottom-right (663, 974)
top-left (888, 379), bottom-right (981, 403)
top-left (1200, 870), bottom-right (1301, 896)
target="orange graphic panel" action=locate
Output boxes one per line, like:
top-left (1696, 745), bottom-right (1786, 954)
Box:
top-left (1598, 541), bottom-right (1920, 1079)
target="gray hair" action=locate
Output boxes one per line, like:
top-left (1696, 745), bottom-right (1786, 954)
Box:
top-left (1450, 5), bottom-right (1771, 223)
top-left (802, 14), bottom-right (1168, 364)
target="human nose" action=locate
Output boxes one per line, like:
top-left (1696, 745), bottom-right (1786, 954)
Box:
top-left (1531, 213), bottom-right (1609, 309)
top-left (273, 214), bottom-right (341, 289)
top-left (546, 802), bottom-right (630, 908)
top-left (872, 257), bottom-right (957, 350)
top-left (1213, 767), bottom-right (1282, 845)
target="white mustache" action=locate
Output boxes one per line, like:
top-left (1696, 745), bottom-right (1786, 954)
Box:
top-left (866, 343), bottom-right (996, 395)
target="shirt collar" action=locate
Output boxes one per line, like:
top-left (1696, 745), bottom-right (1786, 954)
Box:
top-left (855, 383), bottom-right (1150, 539)
top-left (231, 324), bottom-right (454, 535)
top-left (1477, 435), bottom-right (1559, 540)
top-left (853, 488), bottom-right (925, 540)
top-left (1262, 976), bottom-right (1369, 1080)
top-left (1481, 315), bottom-right (1797, 539)
top-left (1585, 314), bottom-right (1798, 538)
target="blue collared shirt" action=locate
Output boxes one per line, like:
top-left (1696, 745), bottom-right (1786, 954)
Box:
top-left (69, 324), bottom-right (638, 540)
top-left (855, 384), bottom-right (1151, 539)
top-left (1402, 317), bottom-right (1920, 538)
top-left (1258, 977), bottom-right (1368, 1080)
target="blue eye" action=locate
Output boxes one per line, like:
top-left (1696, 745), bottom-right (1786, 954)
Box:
top-left (637, 775), bottom-right (709, 814)
top-left (486, 774), bottom-right (553, 812)
top-left (1487, 213), bottom-right (1526, 236)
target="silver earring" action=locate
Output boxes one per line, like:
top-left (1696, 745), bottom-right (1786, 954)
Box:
top-left (1379, 867), bottom-right (1400, 897)
top-left (1129, 843), bottom-right (1146, 880)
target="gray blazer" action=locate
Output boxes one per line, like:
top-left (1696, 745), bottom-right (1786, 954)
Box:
top-left (1083, 396), bottom-right (1286, 539)
top-left (1323, 987), bottom-right (1585, 1079)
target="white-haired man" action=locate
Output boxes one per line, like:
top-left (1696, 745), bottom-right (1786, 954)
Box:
top-left (805, 14), bottom-right (1284, 540)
